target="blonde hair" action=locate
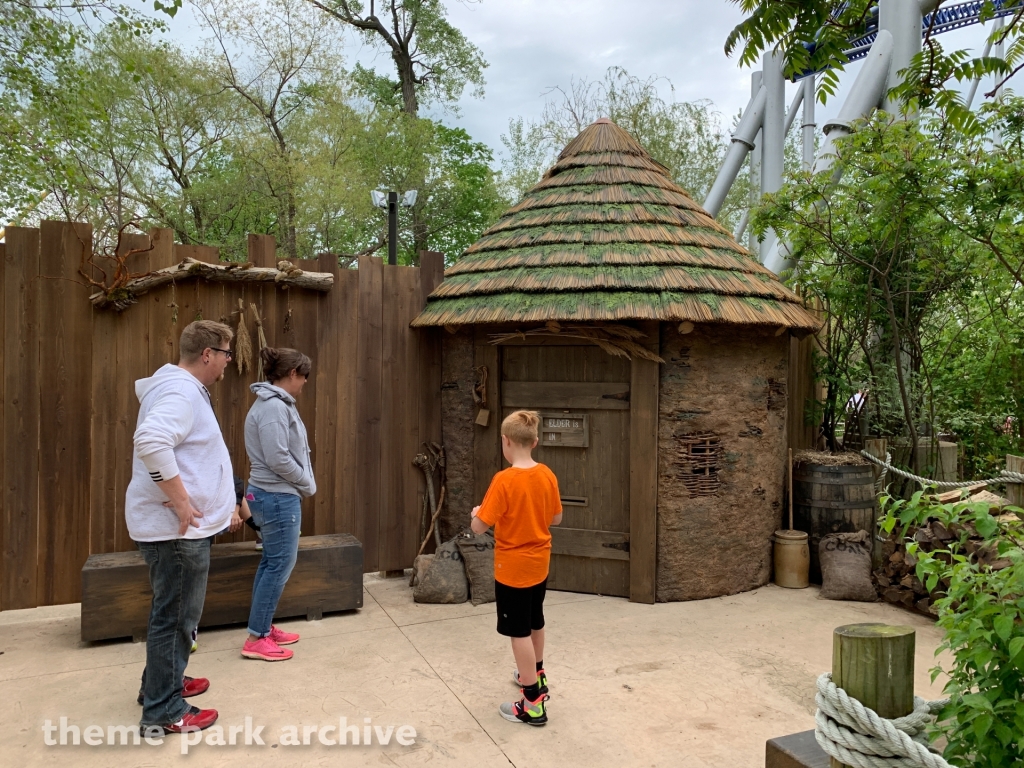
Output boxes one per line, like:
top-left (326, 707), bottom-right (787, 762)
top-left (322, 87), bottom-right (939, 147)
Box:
top-left (501, 410), bottom-right (540, 447)
top-left (179, 320), bottom-right (233, 362)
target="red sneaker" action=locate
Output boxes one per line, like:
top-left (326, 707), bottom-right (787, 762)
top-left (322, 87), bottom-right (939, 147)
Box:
top-left (137, 676), bottom-right (210, 705)
top-left (269, 625), bottom-right (300, 645)
top-left (241, 636), bottom-right (294, 661)
top-left (160, 706), bottom-right (219, 734)
top-left (183, 676), bottom-right (210, 698)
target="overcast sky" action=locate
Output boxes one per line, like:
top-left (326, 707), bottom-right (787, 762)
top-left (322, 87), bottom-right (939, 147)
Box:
top-left (159, 0), bottom-right (995, 167)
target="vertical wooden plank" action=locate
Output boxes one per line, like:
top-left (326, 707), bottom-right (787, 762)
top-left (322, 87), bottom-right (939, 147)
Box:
top-left (247, 234), bottom-right (278, 354)
top-left (148, 228), bottom-right (178, 372)
top-left (379, 266), bottom-right (423, 571)
top-left (35, 221), bottom-right (94, 604)
top-left (0, 242), bottom-right (4, 611)
top-left (289, 260), bottom-right (319, 537)
top-left (42, 222), bottom-right (92, 599)
top-left (3, 227), bottom-right (40, 609)
top-left (356, 255), bottom-right (383, 571)
top-left (629, 322), bottom-right (659, 604)
top-left (318, 266), bottom-right (359, 539)
top-left (100, 237), bottom-right (154, 559)
top-left (474, 327), bottom-right (502, 508)
top-left (221, 283), bottom-right (254, 544)
top-left (314, 254), bottom-right (341, 537)
top-left (418, 251), bottom-right (444, 453)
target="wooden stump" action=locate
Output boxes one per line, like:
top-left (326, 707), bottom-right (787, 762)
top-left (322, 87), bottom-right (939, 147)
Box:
top-left (830, 623), bottom-right (916, 768)
top-left (1008, 455), bottom-right (1023, 511)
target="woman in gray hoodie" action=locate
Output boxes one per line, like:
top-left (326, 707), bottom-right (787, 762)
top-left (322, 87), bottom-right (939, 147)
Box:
top-left (241, 347), bottom-right (316, 662)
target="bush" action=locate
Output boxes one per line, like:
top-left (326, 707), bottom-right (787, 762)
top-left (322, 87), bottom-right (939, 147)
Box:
top-left (880, 492), bottom-right (1024, 767)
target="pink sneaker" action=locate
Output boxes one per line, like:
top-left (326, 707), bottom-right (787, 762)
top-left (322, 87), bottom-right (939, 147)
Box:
top-left (269, 625), bottom-right (300, 645)
top-left (241, 636), bottom-right (293, 662)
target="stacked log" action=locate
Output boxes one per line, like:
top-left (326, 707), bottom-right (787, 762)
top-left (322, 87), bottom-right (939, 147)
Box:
top-left (874, 499), bottom-right (1016, 616)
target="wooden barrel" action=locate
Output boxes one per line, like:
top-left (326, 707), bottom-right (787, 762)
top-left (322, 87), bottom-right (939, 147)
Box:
top-left (793, 463), bottom-right (877, 583)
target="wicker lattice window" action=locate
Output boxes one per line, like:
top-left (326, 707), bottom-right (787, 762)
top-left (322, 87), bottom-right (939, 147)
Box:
top-left (676, 432), bottom-right (723, 497)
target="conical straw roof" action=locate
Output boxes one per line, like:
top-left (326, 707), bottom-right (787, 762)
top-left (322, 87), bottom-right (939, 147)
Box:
top-left (412, 118), bottom-right (819, 331)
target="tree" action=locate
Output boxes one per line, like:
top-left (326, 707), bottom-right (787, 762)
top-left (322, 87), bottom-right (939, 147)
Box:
top-left (725, 0), bottom-right (1023, 132)
top-left (301, 0), bottom-right (486, 117)
top-left (194, 0), bottom-right (344, 260)
top-left (0, 1), bottom-right (175, 213)
top-left (753, 108), bottom-right (1022, 471)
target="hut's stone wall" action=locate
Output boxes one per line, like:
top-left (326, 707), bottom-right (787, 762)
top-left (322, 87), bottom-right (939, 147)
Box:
top-left (656, 324), bottom-right (789, 601)
top-left (440, 330), bottom-right (476, 540)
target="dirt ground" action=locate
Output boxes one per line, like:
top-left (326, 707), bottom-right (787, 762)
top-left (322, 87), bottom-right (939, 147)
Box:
top-left (0, 577), bottom-right (947, 768)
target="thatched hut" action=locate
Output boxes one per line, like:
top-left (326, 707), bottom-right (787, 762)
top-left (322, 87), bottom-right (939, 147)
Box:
top-left (413, 118), bottom-right (820, 603)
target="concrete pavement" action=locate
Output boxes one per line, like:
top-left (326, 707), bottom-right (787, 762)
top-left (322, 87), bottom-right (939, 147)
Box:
top-left (0, 577), bottom-right (948, 767)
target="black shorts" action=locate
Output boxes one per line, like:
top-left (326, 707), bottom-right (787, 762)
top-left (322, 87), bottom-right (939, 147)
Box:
top-left (494, 578), bottom-right (547, 638)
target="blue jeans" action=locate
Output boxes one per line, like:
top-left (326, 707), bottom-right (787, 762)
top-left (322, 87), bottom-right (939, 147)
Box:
top-left (137, 536), bottom-right (212, 726)
top-left (246, 486), bottom-right (301, 637)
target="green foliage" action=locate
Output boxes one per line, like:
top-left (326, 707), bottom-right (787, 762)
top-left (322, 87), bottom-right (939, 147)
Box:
top-left (31, 20), bottom-right (501, 266)
top-left (880, 492), bottom-right (1024, 767)
top-left (726, 0), bottom-right (1023, 126)
top-left (0, 0), bottom-right (176, 213)
top-left (301, 0), bottom-right (487, 115)
top-left (753, 104), bottom-right (1024, 468)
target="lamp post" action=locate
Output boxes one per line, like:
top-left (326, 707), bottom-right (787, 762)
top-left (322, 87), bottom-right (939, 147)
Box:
top-left (371, 190), bottom-right (418, 265)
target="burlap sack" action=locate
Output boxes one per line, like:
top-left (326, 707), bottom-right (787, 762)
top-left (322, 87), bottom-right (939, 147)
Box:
top-left (410, 554), bottom-right (433, 587)
top-left (819, 530), bottom-right (878, 601)
top-left (456, 532), bottom-right (495, 606)
top-left (413, 538), bottom-right (469, 604)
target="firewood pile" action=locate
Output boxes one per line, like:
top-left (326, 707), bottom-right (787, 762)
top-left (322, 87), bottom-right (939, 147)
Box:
top-left (873, 486), bottom-right (1015, 617)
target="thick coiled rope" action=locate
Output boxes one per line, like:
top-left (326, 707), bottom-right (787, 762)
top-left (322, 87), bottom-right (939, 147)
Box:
top-left (815, 673), bottom-right (951, 768)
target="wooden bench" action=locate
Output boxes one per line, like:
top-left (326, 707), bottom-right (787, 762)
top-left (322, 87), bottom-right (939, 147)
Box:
top-left (81, 534), bottom-right (363, 642)
top-left (765, 730), bottom-right (829, 768)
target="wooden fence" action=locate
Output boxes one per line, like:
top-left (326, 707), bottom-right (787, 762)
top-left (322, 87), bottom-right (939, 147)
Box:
top-left (0, 221), bottom-right (443, 611)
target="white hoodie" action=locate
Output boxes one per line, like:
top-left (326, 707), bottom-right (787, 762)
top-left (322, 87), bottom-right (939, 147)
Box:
top-left (125, 364), bottom-right (234, 542)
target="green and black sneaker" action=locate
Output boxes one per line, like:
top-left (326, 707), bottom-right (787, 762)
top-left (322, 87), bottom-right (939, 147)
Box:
top-left (499, 692), bottom-right (547, 726)
top-left (512, 668), bottom-right (549, 696)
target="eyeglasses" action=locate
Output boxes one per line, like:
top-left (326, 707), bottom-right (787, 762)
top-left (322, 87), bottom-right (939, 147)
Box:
top-left (209, 347), bottom-right (233, 360)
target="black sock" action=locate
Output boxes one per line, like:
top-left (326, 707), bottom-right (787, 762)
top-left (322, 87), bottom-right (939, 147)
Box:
top-left (536, 660), bottom-right (544, 672)
top-left (245, 517), bottom-right (261, 532)
top-left (523, 681), bottom-right (542, 701)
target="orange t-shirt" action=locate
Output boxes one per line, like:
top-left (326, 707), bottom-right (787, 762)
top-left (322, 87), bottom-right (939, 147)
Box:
top-left (476, 463), bottom-right (562, 588)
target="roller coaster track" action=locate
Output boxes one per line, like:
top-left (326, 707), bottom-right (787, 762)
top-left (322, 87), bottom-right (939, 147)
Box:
top-left (844, 0), bottom-right (1021, 61)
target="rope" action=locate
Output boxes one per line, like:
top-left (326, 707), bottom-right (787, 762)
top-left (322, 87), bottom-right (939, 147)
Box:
top-left (815, 673), bottom-right (952, 768)
top-left (859, 450), bottom-right (1024, 489)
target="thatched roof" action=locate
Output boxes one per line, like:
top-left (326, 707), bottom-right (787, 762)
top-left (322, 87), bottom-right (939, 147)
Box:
top-left (412, 118), bottom-right (820, 331)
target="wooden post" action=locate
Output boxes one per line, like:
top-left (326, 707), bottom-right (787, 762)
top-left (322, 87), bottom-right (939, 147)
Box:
top-left (830, 623), bottom-right (916, 768)
top-left (864, 438), bottom-right (888, 570)
top-left (1007, 455), bottom-right (1023, 512)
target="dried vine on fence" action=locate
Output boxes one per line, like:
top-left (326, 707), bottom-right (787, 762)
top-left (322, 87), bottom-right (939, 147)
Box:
top-left (76, 222), bottom-right (156, 311)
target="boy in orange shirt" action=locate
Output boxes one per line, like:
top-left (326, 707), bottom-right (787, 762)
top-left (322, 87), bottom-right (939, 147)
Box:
top-left (471, 410), bottom-right (562, 726)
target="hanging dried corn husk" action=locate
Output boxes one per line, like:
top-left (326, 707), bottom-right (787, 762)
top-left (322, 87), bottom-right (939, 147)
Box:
top-left (234, 298), bottom-right (253, 375)
top-left (250, 302), bottom-right (268, 380)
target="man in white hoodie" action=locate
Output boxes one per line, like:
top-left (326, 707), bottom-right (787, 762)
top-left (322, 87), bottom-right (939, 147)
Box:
top-left (126, 320), bottom-right (235, 734)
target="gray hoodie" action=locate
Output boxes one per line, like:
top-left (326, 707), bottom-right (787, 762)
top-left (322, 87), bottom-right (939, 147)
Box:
top-left (245, 382), bottom-right (316, 497)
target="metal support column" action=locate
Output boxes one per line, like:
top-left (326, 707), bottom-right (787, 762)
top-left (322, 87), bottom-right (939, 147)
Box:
top-left (802, 76), bottom-right (816, 171)
top-left (748, 71), bottom-right (762, 253)
top-left (760, 51), bottom-right (786, 261)
top-left (879, 0), bottom-right (923, 113)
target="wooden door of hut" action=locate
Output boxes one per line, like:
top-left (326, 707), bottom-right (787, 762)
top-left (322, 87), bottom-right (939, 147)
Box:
top-left (501, 344), bottom-right (632, 597)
